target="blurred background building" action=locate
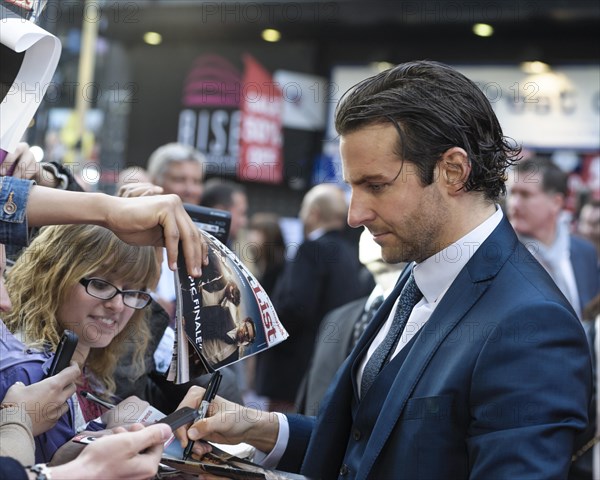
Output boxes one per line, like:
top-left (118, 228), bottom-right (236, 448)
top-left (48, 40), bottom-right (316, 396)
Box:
top-left (19, 0), bottom-right (600, 217)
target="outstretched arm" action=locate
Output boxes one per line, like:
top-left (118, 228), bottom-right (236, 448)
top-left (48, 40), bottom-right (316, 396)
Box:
top-left (24, 185), bottom-right (207, 276)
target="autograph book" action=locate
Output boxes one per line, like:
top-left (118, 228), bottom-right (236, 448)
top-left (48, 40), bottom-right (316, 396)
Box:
top-left (159, 441), bottom-right (308, 480)
top-left (167, 227), bottom-right (289, 384)
top-left (73, 406), bottom-right (308, 480)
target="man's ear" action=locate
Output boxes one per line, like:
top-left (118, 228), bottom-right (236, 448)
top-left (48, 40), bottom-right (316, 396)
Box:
top-left (550, 192), bottom-right (565, 213)
top-left (439, 147), bottom-right (470, 195)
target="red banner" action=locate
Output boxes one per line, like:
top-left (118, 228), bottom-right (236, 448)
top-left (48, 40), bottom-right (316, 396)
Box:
top-left (238, 54), bottom-right (283, 184)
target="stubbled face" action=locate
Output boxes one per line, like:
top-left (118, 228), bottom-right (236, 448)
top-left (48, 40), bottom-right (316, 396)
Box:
top-left (506, 171), bottom-right (561, 240)
top-left (160, 161), bottom-right (204, 205)
top-left (341, 124), bottom-right (449, 264)
top-left (57, 275), bottom-right (137, 350)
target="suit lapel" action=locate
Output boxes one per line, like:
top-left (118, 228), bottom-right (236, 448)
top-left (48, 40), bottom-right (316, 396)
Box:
top-left (300, 272), bottom-right (411, 479)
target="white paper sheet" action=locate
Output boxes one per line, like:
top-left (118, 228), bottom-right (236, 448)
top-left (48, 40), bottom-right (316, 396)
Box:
top-left (0, 11), bottom-right (61, 152)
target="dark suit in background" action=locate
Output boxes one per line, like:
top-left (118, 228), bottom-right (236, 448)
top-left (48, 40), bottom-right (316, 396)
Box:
top-left (255, 230), bottom-right (373, 407)
top-left (200, 304), bottom-right (237, 343)
top-left (507, 157), bottom-right (599, 319)
top-left (571, 235), bottom-right (600, 313)
top-left (296, 296), bottom-right (368, 416)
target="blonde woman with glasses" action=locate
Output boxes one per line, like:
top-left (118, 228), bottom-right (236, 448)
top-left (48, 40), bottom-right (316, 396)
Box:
top-left (0, 224), bottom-right (159, 463)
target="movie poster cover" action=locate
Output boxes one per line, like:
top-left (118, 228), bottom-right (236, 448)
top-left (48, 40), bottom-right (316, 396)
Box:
top-left (168, 229), bottom-right (288, 384)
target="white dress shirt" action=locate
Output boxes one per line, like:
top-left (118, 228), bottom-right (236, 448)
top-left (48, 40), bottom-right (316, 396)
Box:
top-left (356, 207), bottom-right (503, 397)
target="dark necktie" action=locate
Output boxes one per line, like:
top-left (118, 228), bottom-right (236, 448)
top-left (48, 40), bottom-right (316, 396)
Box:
top-left (360, 273), bottom-right (423, 396)
top-left (351, 294), bottom-right (385, 351)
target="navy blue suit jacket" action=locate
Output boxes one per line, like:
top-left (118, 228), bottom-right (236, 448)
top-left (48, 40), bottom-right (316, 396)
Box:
top-left (279, 218), bottom-right (592, 479)
top-left (570, 235), bottom-right (600, 315)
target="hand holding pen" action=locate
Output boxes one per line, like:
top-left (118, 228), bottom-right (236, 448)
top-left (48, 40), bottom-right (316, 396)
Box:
top-left (182, 370), bottom-right (222, 461)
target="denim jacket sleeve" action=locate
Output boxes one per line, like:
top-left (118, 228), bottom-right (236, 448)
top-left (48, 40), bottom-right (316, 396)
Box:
top-left (0, 176), bottom-right (33, 246)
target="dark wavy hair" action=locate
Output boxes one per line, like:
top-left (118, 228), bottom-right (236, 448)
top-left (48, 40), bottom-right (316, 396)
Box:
top-left (334, 60), bottom-right (521, 201)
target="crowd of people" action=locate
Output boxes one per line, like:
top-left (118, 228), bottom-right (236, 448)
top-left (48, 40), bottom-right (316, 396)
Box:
top-left (1, 23), bottom-right (599, 479)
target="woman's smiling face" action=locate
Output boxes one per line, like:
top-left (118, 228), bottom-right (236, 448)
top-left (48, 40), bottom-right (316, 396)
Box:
top-left (56, 274), bottom-right (137, 352)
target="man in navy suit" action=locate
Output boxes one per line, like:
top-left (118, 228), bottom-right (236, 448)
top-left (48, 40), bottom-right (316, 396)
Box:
top-left (177, 61), bottom-right (592, 479)
top-left (507, 157), bottom-right (599, 318)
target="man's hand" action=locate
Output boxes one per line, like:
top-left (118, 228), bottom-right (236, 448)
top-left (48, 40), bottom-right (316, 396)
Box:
top-left (3, 363), bottom-right (80, 436)
top-left (173, 386), bottom-right (280, 460)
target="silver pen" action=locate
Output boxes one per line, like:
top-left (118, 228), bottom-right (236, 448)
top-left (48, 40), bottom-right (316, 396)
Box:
top-left (81, 390), bottom-right (116, 410)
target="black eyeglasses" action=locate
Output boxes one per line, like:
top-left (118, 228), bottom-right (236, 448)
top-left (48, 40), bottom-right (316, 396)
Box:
top-left (79, 278), bottom-right (152, 310)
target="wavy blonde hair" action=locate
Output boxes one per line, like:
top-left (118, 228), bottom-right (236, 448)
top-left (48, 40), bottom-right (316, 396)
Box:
top-left (4, 224), bottom-right (160, 394)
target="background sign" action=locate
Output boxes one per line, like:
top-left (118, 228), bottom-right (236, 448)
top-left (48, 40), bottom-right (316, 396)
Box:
top-left (457, 66), bottom-right (600, 150)
top-left (322, 64), bottom-right (600, 184)
top-left (238, 54), bottom-right (283, 184)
